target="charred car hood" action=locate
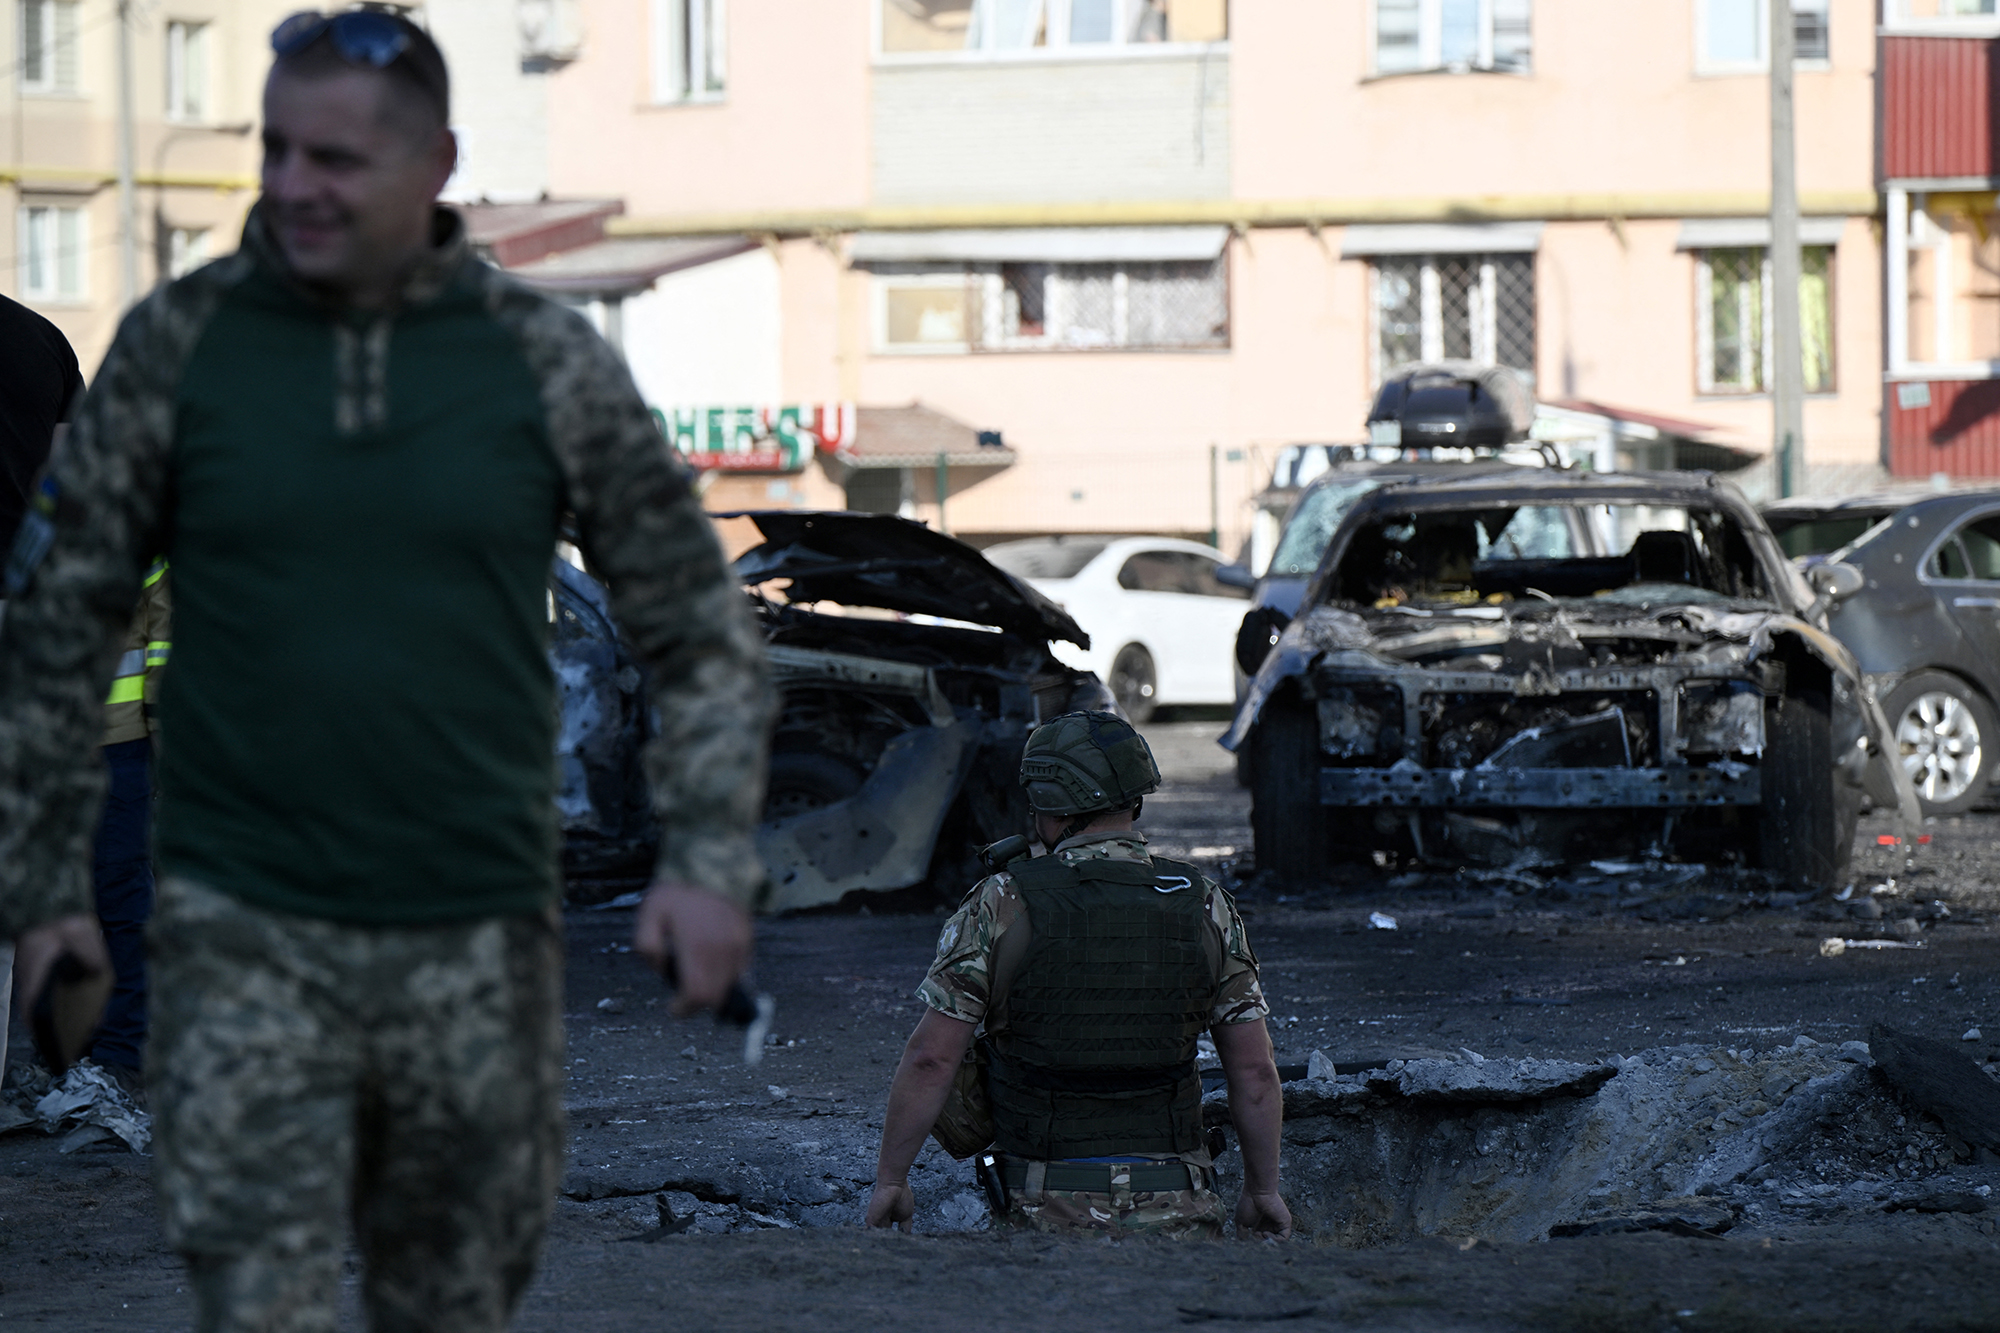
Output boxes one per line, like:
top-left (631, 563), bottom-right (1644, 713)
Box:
top-left (1221, 600), bottom-right (1862, 752)
top-left (727, 511), bottom-right (1089, 649)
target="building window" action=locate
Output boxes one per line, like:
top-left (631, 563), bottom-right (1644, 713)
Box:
top-left (20, 0), bottom-right (80, 93)
top-left (1884, 1), bottom-right (1998, 29)
top-left (879, 0), bottom-right (1226, 56)
top-left (167, 227), bottom-right (209, 278)
top-left (874, 258), bottom-right (1228, 351)
top-left (651, 0), bottom-right (725, 102)
top-left (20, 205), bottom-right (88, 301)
top-left (1372, 253), bottom-right (1534, 381)
top-left (1695, 245), bottom-right (1833, 394)
top-left (1697, 0), bottom-right (1829, 72)
top-left (1373, 0), bottom-right (1530, 76)
top-left (166, 20), bottom-right (209, 121)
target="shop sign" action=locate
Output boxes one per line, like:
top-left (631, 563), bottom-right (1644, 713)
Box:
top-left (652, 404), bottom-right (857, 474)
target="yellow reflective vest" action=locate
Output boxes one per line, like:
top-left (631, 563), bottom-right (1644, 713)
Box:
top-left (102, 559), bottom-right (170, 746)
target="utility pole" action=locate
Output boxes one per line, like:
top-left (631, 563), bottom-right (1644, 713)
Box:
top-left (116, 0), bottom-right (139, 309)
top-left (1769, 0), bottom-right (1803, 498)
top-left (1208, 444), bottom-right (1219, 549)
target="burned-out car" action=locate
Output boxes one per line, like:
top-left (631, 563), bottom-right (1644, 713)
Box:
top-left (551, 512), bottom-right (1114, 909)
top-left (1224, 472), bottom-right (1914, 889)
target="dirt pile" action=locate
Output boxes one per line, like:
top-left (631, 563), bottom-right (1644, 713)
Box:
top-left (1210, 1034), bottom-right (2000, 1245)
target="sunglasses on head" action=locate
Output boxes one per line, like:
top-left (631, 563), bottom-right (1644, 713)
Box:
top-left (270, 8), bottom-right (414, 66)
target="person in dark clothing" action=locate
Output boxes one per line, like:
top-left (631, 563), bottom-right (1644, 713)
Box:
top-left (0, 293), bottom-right (84, 555)
top-left (0, 293), bottom-right (86, 1086)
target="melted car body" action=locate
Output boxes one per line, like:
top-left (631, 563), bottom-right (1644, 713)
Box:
top-left (1225, 472), bottom-right (1915, 887)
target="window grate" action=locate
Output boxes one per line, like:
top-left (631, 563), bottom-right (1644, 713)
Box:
top-left (1373, 252), bottom-right (1535, 381)
top-left (877, 256), bottom-right (1228, 352)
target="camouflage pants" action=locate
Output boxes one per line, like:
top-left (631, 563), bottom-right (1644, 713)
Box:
top-left (998, 1158), bottom-right (1227, 1239)
top-left (148, 877), bottom-right (565, 1333)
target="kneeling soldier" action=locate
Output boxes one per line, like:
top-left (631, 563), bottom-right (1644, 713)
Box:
top-left (864, 711), bottom-right (1291, 1239)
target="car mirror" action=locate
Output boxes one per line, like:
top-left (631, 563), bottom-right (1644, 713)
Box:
top-left (1215, 564), bottom-right (1256, 591)
top-left (1806, 561), bottom-right (1864, 604)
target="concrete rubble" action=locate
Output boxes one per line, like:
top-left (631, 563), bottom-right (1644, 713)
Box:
top-left (1201, 1035), bottom-right (2000, 1245)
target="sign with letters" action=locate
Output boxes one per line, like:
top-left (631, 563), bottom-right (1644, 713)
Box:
top-left (652, 404), bottom-right (857, 474)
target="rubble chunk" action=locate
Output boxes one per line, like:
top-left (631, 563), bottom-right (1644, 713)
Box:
top-left (1866, 1024), bottom-right (2000, 1152)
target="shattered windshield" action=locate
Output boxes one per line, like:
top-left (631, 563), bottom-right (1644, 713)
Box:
top-left (1269, 481), bottom-right (1383, 577)
top-left (1328, 501), bottom-right (1767, 610)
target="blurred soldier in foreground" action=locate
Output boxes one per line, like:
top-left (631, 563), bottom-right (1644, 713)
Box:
top-left (0, 10), bottom-right (768, 1330)
top-left (865, 712), bottom-right (1290, 1239)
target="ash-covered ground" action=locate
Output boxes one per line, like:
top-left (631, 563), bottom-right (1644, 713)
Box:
top-left (5, 717), bottom-right (2000, 1331)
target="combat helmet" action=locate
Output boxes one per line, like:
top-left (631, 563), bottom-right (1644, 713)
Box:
top-left (1018, 710), bottom-right (1161, 816)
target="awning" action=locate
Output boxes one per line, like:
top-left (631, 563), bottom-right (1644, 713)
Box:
top-left (507, 235), bottom-right (758, 298)
top-left (848, 226), bottom-right (1229, 265)
top-left (1674, 216), bottom-right (1848, 249)
top-left (1340, 221), bottom-right (1544, 257)
top-left (842, 404), bottom-right (1017, 470)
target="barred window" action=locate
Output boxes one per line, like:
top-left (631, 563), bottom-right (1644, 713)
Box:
top-left (1372, 252), bottom-right (1534, 380)
top-left (1695, 245), bottom-right (1833, 394)
top-left (875, 258), bottom-right (1228, 352)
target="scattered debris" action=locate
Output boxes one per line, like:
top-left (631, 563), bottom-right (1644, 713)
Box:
top-left (1819, 938), bottom-right (1925, 957)
top-left (1966, 1028), bottom-right (1985, 1042)
top-left (22, 1063), bottom-right (150, 1154)
top-left (1368, 911), bottom-right (1398, 930)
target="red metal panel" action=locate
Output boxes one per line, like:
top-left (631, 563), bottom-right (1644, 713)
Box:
top-left (1889, 379), bottom-right (2000, 477)
top-left (1883, 36), bottom-right (1998, 181)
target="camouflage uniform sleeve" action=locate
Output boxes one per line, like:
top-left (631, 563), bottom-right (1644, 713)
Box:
top-left (1205, 880), bottom-right (1270, 1026)
top-left (0, 281), bottom-right (214, 938)
top-left (491, 279), bottom-right (773, 909)
top-left (916, 873), bottom-right (1022, 1024)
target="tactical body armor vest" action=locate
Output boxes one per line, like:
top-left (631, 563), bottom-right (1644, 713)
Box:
top-left (985, 851), bottom-right (1214, 1159)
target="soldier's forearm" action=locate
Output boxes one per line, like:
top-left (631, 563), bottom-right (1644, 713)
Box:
top-left (1214, 1018), bottom-right (1285, 1194)
top-left (874, 1009), bottom-right (975, 1184)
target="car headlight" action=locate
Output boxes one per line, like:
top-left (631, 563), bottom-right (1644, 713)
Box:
top-left (1678, 682), bottom-right (1763, 756)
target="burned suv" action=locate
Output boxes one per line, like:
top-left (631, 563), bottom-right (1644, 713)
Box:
top-left (551, 511), bottom-right (1114, 910)
top-left (1225, 471), bottom-right (1905, 889)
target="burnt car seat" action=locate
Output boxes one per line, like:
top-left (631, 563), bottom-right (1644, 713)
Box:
top-left (1630, 530), bottom-right (1700, 585)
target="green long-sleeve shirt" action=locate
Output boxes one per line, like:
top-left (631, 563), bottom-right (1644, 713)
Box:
top-left (0, 206), bottom-right (771, 932)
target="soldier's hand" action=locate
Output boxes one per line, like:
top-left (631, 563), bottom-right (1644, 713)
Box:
top-left (15, 914), bottom-right (112, 1017)
top-left (634, 881), bottom-right (751, 1017)
top-left (1235, 1190), bottom-right (1292, 1240)
top-left (864, 1181), bottom-right (915, 1232)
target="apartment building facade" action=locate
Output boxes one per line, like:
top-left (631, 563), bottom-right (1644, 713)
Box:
top-left (543, 0), bottom-right (1886, 552)
top-left (1879, 0), bottom-right (2000, 477)
top-left (2, 0), bottom-right (297, 368)
top-left (2, 0), bottom-right (577, 370)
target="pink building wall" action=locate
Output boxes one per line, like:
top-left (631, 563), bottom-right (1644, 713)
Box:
top-left (546, 0), bottom-right (1888, 546)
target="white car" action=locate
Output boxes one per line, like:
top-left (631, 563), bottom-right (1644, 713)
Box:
top-left (984, 536), bottom-right (1251, 722)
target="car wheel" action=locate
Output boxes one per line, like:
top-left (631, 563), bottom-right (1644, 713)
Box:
top-left (1754, 687), bottom-right (1845, 889)
top-left (1250, 696), bottom-right (1327, 885)
top-left (1879, 670), bottom-right (1995, 818)
top-left (763, 750), bottom-right (867, 821)
top-left (1109, 644), bottom-right (1158, 724)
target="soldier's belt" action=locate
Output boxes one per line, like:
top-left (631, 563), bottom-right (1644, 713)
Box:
top-left (999, 1160), bottom-right (1197, 1193)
